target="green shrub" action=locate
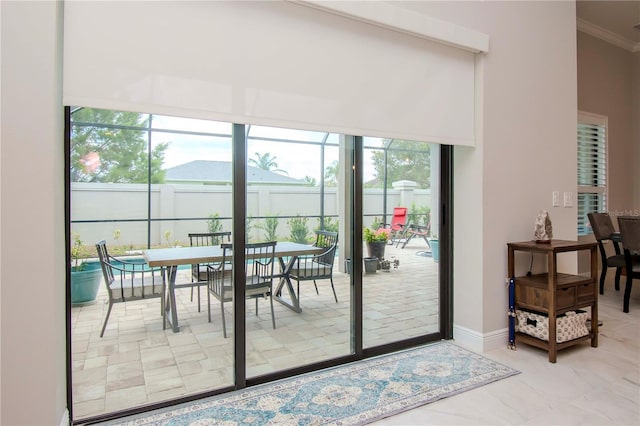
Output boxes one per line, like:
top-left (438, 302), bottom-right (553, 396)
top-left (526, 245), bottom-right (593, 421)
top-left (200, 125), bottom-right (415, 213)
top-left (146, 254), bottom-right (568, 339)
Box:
top-left (288, 215), bottom-right (310, 244)
top-left (246, 216), bottom-right (254, 242)
top-left (207, 213), bottom-right (223, 233)
top-left (317, 217), bottom-right (339, 233)
top-left (409, 204), bottom-right (431, 227)
top-left (260, 214), bottom-right (279, 242)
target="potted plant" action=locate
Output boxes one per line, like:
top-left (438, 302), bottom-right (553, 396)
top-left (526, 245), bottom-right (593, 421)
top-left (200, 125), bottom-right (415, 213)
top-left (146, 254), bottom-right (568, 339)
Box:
top-left (364, 226), bottom-right (390, 263)
top-left (70, 232), bottom-right (103, 305)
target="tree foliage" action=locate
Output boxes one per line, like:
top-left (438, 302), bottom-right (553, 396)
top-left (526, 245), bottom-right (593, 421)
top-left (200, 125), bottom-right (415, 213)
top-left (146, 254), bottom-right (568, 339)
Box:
top-left (303, 176), bottom-right (317, 186)
top-left (248, 152), bottom-right (287, 174)
top-left (370, 139), bottom-right (431, 188)
top-left (324, 160), bottom-right (339, 187)
top-left (71, 108), bottom-right (167, 183)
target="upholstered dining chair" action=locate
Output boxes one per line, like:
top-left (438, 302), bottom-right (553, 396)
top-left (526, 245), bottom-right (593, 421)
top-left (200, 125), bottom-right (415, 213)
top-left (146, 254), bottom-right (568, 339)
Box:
top-left (188, 231), bottom-right (231, 310)
top-left (95, 240), bottom-right (165, 337)
top-left (587, 212), bottom-right (625, 295)
top-left (207, 241), bottom-right (277, 337)
top-left (616, 216), bottom-right (640, 313)
top-left (288, 230), bottom-right (339, 303)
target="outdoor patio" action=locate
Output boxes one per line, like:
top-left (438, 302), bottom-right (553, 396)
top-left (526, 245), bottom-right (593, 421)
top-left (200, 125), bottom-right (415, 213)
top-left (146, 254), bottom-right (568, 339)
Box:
top-left (70, 240), bottom-right (440, 419)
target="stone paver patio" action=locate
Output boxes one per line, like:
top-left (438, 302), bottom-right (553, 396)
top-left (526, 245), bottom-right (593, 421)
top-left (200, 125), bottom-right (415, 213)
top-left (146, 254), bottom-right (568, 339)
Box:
top-left (71, 241), bottom-right (440, 419)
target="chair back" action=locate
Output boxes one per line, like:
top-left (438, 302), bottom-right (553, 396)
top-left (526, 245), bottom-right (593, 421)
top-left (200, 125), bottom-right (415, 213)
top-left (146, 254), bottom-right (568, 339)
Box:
top-left (618, 216), bottom-right (640, 253)
top-left (209, 243), bottom-right (234, 299)
top-left (390, 207), bottom-right (408, 231)
top-left (314, 230), bottom-right (338, 266)
top-left (189, 232), bottom-right (231, 247)
top-left (245, 241), bottom-right (276, 286)
top-left (587, 212), bottom-right (616, 241)
top-left (96, 240), bottom-right (163, 301)
top-left (96, 240), bottom-right (115, 289)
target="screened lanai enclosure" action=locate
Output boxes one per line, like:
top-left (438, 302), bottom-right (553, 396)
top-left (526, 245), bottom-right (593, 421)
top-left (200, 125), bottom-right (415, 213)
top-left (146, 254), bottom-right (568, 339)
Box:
top-left (68, 107), bottom-right (447, 422)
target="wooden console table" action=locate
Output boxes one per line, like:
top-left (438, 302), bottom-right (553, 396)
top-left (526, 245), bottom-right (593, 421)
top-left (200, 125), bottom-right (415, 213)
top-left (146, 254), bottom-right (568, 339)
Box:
top-left (507, 240), bottom-right (598, 363)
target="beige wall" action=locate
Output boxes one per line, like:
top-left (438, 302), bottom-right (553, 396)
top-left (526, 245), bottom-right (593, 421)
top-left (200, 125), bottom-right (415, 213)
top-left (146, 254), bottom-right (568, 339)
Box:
top-left (577, 32), bottom-right (637, 215)
top-left (575, 32), bottom-right (638, 272)
top-left (0, 1), bottom-right (582, 424)
top-left (634, 51), bottom-right (640, 208)
top-left (1, 1), bottom-right (67, 425)
top-left (406, 1), bottom-right (578, 346)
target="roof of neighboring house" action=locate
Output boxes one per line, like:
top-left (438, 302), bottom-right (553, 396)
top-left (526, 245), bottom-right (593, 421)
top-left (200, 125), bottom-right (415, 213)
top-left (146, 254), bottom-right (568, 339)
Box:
top-left (165, 160), bottom-right (305, 185)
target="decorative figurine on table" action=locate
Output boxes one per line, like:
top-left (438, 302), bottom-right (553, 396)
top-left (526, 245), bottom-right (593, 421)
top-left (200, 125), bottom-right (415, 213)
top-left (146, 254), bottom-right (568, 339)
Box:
top-left (534, 210), bottom-right (553, 243)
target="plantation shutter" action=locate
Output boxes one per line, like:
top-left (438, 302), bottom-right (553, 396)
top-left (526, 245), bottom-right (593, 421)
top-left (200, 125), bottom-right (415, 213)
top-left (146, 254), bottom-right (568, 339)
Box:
top-left (577, 112), bottom-right (607, 236)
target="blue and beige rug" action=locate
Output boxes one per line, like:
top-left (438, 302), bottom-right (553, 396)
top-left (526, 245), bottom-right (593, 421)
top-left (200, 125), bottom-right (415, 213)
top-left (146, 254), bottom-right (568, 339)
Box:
top-left (116, 342), bottom-right (518, 425)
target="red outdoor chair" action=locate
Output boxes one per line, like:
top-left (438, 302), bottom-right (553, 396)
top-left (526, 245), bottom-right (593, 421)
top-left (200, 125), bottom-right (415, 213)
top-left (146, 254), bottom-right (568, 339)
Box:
top-left (381, 207), bottom-right (407, 245)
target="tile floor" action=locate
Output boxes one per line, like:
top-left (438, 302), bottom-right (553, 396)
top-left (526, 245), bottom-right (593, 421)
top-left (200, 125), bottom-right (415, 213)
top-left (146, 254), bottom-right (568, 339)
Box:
top-left (72, 241), bottom-right (440, 420)
top-left (373, 273), bottom-right (640, 425)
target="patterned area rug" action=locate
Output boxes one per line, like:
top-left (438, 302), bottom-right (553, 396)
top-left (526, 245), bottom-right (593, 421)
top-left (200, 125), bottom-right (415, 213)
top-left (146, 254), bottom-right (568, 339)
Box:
top-left (114, 342), bottom-right (518, 425)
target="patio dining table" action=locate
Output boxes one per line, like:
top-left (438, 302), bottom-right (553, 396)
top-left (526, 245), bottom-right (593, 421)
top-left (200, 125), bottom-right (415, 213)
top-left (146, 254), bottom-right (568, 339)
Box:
top-left (143, 242), bottom-right (322, 332)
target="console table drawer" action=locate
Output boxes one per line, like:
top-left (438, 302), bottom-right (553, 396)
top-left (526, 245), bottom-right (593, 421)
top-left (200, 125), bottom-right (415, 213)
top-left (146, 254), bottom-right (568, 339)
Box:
top-left (556, 287), bottom-right (576, 310)
top-left (577, 283), bottom-right (596, 304)
top-left (515, 285), bottom-right (576, 311)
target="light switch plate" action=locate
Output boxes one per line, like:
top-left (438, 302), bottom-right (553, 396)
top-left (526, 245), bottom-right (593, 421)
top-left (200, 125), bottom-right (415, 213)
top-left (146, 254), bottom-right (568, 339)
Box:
top-left (563, 191), bottom-right (573, 207)
top-left (552, 191), bottom-right (560, 207)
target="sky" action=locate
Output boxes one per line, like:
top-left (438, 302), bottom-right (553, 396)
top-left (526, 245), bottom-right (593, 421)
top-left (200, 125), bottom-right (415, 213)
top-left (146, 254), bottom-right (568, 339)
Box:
top-left (151, 115), bottom-right (382, 182)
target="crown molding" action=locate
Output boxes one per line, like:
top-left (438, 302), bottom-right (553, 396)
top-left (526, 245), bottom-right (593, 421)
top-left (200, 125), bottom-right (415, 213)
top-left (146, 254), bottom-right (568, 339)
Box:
top-left (577, 18), bottom-right (640, 53)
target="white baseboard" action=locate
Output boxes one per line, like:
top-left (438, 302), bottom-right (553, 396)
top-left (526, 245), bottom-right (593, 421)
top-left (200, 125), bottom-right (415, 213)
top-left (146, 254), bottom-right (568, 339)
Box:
top-left (452, 324), bottom-right (509, 353)
top-left (60, 408), bottom-right (70, 426)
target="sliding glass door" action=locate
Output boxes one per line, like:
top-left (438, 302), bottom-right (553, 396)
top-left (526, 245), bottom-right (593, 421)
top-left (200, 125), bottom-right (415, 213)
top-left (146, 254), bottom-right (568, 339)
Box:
top-left (68, 108), bottom-right (448, 423)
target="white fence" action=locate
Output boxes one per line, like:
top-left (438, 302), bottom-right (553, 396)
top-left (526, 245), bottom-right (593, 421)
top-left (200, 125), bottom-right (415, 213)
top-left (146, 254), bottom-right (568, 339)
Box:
top-left (71, 182), bottom-right (431, 248)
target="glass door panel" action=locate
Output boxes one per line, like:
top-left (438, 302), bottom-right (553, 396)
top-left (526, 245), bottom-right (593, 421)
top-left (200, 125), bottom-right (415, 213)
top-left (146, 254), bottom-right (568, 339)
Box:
top-left (362, 138), bottom-right (440, 348)
top-left (148, 116), bottom-right (234, 398)
top-left (244, 125), bottom-right (352, 377)
top-left (70, 109), bottom-right (235, 421)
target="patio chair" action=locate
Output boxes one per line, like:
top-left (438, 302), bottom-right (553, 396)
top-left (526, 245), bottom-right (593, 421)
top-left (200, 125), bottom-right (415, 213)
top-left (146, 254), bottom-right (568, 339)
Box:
top-left (616, 216), bottom-right (640, 313)
top-left (397, 223), bottom-right (431, 249)
top-left (380, 207), bottom-right (407, 245)
top-left (188, 231), bottom-right (231, 310)
top-left (95, 240), bottom-right (165, 337)
top-left (288, 230), bottom-right (339, 303)
top-left (587, 212), bottom-right (625, 295)
top-left (207, 241), bottom-right (277, 337)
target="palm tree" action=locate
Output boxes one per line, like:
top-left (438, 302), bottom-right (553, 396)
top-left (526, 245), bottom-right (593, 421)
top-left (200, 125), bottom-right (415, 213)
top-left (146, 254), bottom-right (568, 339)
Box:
top-left (324, 160), bottom-right (339, 186)
top-left (248, 152), bottom-right (288, 174)
top-left (303, 176), bottom-right (317, 186)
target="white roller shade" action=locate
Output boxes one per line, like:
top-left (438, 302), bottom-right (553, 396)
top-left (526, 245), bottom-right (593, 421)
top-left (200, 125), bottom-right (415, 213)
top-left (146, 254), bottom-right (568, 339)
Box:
top-left (63, 1), bottom-right (478, 146)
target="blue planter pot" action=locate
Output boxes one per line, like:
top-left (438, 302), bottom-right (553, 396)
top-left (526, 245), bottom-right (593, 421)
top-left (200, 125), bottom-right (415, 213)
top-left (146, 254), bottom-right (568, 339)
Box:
top-left (71, 260), bottom-right (103, 305)
top-left (429, 239), bottom-right (439, 263)
top-left (364, 257), bottom-right (378, 274)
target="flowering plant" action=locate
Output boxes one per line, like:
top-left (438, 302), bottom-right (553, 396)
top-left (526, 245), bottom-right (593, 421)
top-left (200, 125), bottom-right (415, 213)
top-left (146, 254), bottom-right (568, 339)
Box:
top-left (364, 227), bottom-right (390, 243)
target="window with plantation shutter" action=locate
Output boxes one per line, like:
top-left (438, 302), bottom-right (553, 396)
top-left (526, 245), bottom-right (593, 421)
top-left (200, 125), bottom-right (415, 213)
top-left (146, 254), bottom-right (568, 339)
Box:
top-left (577, 112), bottom-right (607, 236)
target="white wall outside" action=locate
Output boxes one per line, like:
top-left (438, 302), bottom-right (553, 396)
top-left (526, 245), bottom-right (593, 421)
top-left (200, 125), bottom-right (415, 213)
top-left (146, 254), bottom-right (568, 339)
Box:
top-left (71, 183), bottom-right (432, 248)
